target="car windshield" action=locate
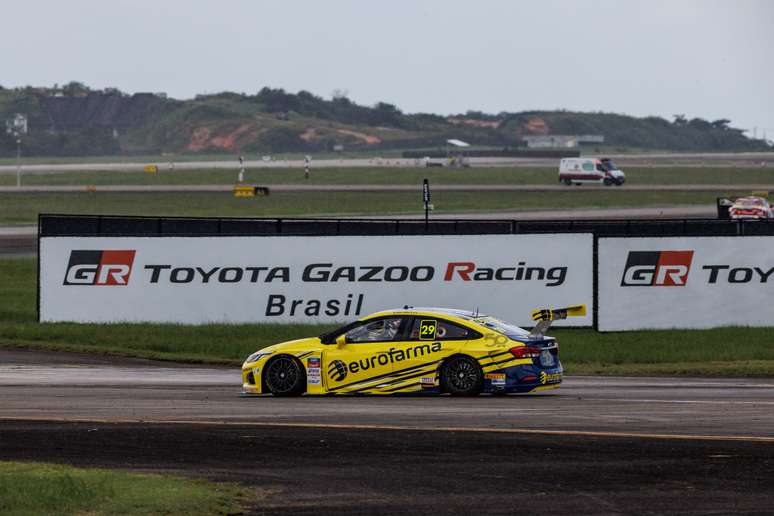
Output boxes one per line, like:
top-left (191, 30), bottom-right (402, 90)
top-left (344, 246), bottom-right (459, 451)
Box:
top-left (471, 316), bottom-right (529, 339)
top-left (602, 160), bottom-right (618, 170)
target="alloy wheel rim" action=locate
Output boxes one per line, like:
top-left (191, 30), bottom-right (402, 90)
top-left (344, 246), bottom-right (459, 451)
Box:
top-left (448, 360), bottom-right (477, 390)
top-left (267, 358), bottom-right (298, 392)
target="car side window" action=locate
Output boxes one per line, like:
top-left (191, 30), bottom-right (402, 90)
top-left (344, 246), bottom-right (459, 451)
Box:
top-left (408, 318), bottom-right (474, 341)
top-left (345, 317), bottom-right (405, 343)
top-left (582, 162), bottom-right (594, 172)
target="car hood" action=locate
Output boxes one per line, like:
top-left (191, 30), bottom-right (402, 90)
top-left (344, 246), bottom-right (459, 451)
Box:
top-left (261, 337), bottom-right (322, 355)
top-left (243, 337), bottom-right (322, 368)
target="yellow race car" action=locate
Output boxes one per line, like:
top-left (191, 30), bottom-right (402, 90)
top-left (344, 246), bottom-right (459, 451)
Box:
top-left (241, 305), bottom-right (585, 396)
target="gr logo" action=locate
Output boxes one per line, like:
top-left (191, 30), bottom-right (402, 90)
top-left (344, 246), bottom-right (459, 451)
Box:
top-left (63, 250), bottom-right (136, 286)
top-left (327, 360), bottom-right (348, 382)
top-left (621, 251), bottom-right (694, 287)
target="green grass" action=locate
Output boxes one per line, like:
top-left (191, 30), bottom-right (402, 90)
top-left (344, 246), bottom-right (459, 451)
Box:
top-left (0, 461), bottom-right (257, 515)
top-left (558, 327), bottom-right (774, 375)
top-left (2, 166), bottom-right (773, 187)
top-left (1, 258), bottom-right (773, 374)
top-left (0, 189), bottom-right (741, 225)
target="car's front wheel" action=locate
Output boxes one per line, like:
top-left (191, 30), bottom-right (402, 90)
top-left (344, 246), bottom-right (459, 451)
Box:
top-left (264, 356), bottom-right (306, 396)
top-left (441, 356), bottom-right (483, 396)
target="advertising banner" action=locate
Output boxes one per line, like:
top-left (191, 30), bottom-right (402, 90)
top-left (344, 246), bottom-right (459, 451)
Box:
top-left (599, 236), bottom-right (774, 330)
top-left (40, 234), bottom-right (593, 326)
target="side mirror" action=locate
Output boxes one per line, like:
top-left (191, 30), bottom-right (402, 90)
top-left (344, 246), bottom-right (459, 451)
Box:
top-left (335, 334), bottom-right (347, 347)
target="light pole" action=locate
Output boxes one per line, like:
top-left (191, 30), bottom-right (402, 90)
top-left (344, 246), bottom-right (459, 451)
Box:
top-left (423, 178), bottom-right (430, 228)
top-left (15, 137), bottom-right (21, 188)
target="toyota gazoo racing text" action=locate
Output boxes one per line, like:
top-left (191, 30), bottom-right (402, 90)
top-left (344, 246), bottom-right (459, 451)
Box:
top-left (241, 305), bottom-right (585, 396)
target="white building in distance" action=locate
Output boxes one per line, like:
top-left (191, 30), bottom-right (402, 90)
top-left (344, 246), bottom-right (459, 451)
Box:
top-left (523, 134), bottom-right (604, 148)
top-left (5, 113), bottom-right (28, 135)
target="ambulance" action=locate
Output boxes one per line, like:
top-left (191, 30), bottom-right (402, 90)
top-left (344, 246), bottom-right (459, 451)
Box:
top-left (559, 157), bottom-right (625, 186)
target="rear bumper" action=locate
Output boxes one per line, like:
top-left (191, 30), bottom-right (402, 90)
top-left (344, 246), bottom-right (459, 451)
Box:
top-left (484, 362), bottom-right (563, 394)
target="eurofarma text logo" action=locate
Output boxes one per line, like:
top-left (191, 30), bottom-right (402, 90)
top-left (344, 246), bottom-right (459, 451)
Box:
top-left (63, 250), bottom-right (136, 286)
top-left (621, 251), bottom-right (694, 286)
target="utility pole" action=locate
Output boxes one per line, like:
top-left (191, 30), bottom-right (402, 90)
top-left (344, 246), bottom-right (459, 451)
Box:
top-left (15, 137), bottom-right (21, 188)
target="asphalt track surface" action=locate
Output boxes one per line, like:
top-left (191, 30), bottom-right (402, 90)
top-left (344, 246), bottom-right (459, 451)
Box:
top-left (2, 349), bottom-right (774, 438)
top-left (1, 151), bottom-right (773, 174)
top-left (1, 349), bottom-right (773, 514)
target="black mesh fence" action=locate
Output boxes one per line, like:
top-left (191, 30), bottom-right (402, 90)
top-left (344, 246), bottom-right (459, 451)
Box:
top-left (38, 214), bottom-right (774, 238)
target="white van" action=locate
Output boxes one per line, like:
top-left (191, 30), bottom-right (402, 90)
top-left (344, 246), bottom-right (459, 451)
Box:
top-left (559, 157), bottom-right (625, 186)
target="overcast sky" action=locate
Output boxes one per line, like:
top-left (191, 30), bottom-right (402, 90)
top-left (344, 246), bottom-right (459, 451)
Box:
top-left (3, 0), bottom-right (772, 137)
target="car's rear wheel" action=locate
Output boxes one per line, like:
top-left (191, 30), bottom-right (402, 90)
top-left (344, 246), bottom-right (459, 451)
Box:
top-left (264, 356), bottom-right (305, 396)
top-left (562, 178), bottom-right (572, 186)
top-left (441, 356), bottom-right (483, 396)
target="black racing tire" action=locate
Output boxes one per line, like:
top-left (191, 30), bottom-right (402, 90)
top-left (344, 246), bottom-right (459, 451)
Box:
top-left (440, 355), bottom-right (483, 396)
top-left (263, 355), bottom-right (306, 397)
top-left (562, 178), bottom-right (572, 186)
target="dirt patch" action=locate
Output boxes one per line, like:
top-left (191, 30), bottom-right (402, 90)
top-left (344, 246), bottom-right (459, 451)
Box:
top-left (337, 129), bottom-right (381, 145)
top-left (524, 116), bottom-right (550, 135)
top-left (2, 421), bottom-right (773, 515)
top-left (187, 124), bottom-right (255, 152)
top-left (186, 127), bottom-right (212, 152)
top-left (210, 124), bottom-right (253, 150)
top-left (299, 128), bottom-right (319, 142)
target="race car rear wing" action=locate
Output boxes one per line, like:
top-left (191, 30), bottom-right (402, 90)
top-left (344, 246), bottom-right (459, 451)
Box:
top-left (528, 304), bottom-right (587, 339)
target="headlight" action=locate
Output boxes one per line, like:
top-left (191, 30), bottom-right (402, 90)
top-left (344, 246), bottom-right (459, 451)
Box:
top-left (245, 351), bottom-right (271, 364)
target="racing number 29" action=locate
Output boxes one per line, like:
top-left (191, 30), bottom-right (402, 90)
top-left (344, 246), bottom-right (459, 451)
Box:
top-left (419, 320), bottom-right (436, 340)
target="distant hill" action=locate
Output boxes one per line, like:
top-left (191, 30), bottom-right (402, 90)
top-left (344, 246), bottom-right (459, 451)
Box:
top-left (0, 82), bottom-right (768, 157)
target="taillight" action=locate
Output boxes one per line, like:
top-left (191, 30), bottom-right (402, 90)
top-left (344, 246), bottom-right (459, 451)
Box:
top-left (510, 345), bottom-right (542, 358)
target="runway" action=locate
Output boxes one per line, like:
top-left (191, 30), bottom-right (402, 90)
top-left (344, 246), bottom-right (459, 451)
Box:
top-left (1, 349), bottom-right (772, 440)
top-left (1, 151), bottom-right (773, 175)
top-left (0, 183), bottom-right (769, 193)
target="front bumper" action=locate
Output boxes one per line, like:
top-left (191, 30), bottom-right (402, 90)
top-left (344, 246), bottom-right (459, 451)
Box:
top-left (241, 366), bottom-right (262, 395)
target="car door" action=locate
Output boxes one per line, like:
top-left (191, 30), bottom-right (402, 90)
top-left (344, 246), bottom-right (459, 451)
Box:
top-left (380, 317), bottom-right (475, 393)
top-left (322, 316), bottom-right (410, 393)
